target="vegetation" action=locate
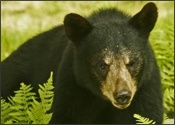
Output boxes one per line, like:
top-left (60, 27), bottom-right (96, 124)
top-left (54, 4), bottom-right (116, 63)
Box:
top-left (134, 114), bottom-right (156, 124)
top-left (1, 73), bottom-right (54, 124)
top-left (1, 1), bottom-right (174, 124)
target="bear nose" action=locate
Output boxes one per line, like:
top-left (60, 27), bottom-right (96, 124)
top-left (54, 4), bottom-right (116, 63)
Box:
top-left (114, 91), bottom-right (131, 105)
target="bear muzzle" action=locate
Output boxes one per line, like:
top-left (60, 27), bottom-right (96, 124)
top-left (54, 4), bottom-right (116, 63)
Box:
top-left (112, 90), bottom-right (132, 109)
top-left (114, 90), bottom-right (131, 105)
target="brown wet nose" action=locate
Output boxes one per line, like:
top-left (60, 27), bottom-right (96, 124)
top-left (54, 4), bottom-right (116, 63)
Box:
top-left (114, 91), bottom-right (131, 105)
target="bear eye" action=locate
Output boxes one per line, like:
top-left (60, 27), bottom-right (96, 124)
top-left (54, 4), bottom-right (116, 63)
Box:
top-left (126, 60), bottom-right (136, 67)
top-left (96, 62), bottom-right (109, 79)
top-left (98, 62), bottom-right (109, 71)
top-left (126, 59), bottom-right (138, 74)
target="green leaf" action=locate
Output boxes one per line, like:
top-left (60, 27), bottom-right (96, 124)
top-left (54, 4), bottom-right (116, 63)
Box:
top-left (134, 114), bottom-right (156, 124)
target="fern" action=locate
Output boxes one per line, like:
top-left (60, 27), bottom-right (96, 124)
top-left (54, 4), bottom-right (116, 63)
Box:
top-left (134, 114), bottom-right (156, 124)
top-left (38, 72), bottom-right (54, 112)
top-left (163, 88), bottom-right (174, 118)
top-left (150, 19), bottom-right (174, 119)
top-left (1, 98), bottom-right (14, 124)
top-left (27, 97), bottom-right (52, 124)
top-left (1, 72), bottom-right (54, 124)
top-left (7, 83), bottom-right (36, 124)
top-left (27, 72), bottom-right (54, 124)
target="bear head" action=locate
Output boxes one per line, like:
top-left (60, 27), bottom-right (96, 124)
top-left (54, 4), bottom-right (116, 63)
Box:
top-left (64, 2), bottom-right (158, 109)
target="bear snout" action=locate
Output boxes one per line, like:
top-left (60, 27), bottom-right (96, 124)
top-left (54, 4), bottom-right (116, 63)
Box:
top-left (113, 90), bottom-right (131, 105)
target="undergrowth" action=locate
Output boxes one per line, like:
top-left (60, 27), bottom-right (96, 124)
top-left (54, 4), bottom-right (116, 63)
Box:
top-left (1, 73), bottom-right (54, 124)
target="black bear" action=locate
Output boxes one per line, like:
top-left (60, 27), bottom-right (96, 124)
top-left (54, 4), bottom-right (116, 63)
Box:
top-left (1, 2), bottom-right (163, 124)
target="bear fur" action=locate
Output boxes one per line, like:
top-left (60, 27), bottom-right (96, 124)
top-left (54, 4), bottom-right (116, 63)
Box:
top-left (1, 2), bottom-right (163, 124)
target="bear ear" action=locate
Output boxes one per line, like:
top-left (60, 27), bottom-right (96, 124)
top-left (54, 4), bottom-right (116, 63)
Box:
top-left (129, 2), bottom-right (158, 37)
top-left (64, 13), bottom-right (93, 45)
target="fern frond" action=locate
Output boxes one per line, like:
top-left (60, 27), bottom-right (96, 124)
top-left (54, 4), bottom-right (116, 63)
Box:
top-left (163, 88), bottom-right (174, 118)
top-left (27, 72), bottom-right (54, 124)
top-left (27, 97), bottom-right (52, 124)
top-left (1, 98), bottom-right (13, 124)
top-left (7, 83), bottom-right (36, 124)
top-left (38, 72), bottom-right (54, 112)
top-left (134, 114), bottom-right (156, 124)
